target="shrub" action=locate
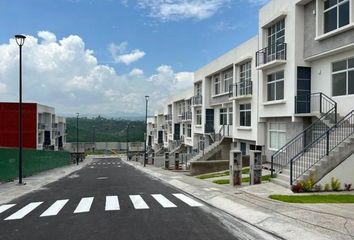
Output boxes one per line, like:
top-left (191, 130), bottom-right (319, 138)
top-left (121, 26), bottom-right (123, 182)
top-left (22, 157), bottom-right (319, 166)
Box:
top-left (344, 183), bottom-right (352, 191)
top-left (331, 177), bottom-right (341, 191)
top-left (324, 183), bottom-right (331, 191)
top-left (314, 184), bottom-right (322, 192)
top-left (291, 182), bottom-right (302, 193)
top-left (300, 172), bottom-right (316, 192)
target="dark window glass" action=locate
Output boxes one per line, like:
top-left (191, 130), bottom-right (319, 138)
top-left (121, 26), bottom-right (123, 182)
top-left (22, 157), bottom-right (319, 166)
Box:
top-left (349, 71), bottom-right (354, 94)
top-left (246, 111), bottom-right (251, 126)
top-left (332, 72), bottom-right (347, 96)
top-left (339, 2), bottom-right (350, 28)
top-left (240, 112), bottom-right (245, 126)
top-left (268, 83), bottom-right (275, 101)
top-left (349, 58), bottom-right (354, 68)
top-left (324, 8), bottom-right (337, 33)
top-left (324, 0), bottom-right (337, 10)
top-left (276, 71), bottom-right (284, 79)
top-left (333, 60), bottom-right (347, 71)
top-left (240, 142), bottom-right (246, 155)
top-left (276, 81), bottom-right (284, 100)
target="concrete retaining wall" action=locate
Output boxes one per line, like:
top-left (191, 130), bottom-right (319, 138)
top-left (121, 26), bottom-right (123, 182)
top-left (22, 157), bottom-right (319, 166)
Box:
top-left (190, 160), bottom-right (229, 176)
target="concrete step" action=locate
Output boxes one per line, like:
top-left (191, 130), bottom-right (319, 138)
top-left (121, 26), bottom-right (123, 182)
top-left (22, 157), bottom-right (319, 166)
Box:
top-left (277, 173), bottom-right (290, 182)
top-left (271, 178), bottom-right (290, 188)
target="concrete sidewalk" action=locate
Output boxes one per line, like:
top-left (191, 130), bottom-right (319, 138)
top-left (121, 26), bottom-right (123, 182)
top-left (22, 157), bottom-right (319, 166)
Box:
top-left (0, 155), bottom-right (96, 205)
top-left (124, 159), bottom-right (354, 240)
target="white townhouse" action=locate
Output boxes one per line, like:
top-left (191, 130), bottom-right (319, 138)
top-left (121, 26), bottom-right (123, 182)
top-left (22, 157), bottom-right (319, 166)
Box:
top-left (147, 0), bottom-right (354, 189)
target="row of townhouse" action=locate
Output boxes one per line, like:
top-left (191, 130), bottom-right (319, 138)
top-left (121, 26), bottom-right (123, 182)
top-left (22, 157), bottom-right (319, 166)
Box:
top-left (147, 0), bottom-right (354, 188)
top-left (0, 102), bottom-right (67, 151)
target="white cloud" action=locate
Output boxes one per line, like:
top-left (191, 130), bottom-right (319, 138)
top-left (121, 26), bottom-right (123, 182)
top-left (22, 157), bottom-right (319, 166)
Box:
top-left (138, 0), bottom-right (230, 21)
top-left (129, 68), bottom-right (144, 76)
top-left (38, 31), bottom-right (57, 44)
top-left (0, 32), bottom-right (192, 115)
top-left (109, 42), bottom-right (146, 65)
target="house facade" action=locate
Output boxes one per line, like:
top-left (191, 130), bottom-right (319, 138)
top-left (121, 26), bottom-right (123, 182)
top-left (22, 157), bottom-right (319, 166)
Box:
top-left (147, 0), bottom-right (354, 188)
top-left (0, 102), bottom-right (67, 151)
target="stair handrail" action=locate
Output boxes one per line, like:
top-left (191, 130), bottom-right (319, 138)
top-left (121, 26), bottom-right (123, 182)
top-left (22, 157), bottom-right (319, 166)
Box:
top-left (271, 92), bottom-right (337, 177)
top-left (290, 108), bottom-right (354, 185)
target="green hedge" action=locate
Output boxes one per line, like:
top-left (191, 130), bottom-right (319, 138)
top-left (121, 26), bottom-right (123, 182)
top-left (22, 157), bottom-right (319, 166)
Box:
top-left (0, 148), bottom-right (71, 182)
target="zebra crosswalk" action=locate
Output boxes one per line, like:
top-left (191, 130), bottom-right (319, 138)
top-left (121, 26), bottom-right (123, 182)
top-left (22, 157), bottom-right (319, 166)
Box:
top-left (0, 193), bottom-right (203, 221)
top-left (89, 162), bottom-right (120, 166)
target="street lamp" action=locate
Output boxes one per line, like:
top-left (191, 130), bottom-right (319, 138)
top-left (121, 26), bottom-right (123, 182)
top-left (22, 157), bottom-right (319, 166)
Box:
top-left (76, 113), bottom-right (79, 165)
top-left (126, 122), bottom-right (131, 161)
top-left (144, 96), bottom-right (149, 167)
top-left (15, 34), bottom-right (26, 185)
top-left (92, 122), bottom-right (95, 153)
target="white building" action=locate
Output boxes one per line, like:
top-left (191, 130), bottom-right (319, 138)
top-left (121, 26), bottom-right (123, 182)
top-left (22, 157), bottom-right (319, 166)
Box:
top-left (147, 0), bottom-right (354, 188)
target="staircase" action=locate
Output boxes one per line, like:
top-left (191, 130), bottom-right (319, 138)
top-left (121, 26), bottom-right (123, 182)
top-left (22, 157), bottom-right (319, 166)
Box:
top-left (190, 125), bottom-right (232, 162)
top-left (271, 93), bottom-right (354, 188)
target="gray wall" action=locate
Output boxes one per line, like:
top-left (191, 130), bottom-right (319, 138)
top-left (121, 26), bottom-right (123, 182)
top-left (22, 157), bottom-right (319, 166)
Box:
top-left (304, 1), bottom-right (354, 59)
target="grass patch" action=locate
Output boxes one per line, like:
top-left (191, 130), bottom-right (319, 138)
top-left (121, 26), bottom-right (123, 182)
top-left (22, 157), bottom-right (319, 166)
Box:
top-left (196, 171), bottom-right (229, 179)
top-left (212, 179), bottom-right (230, 184)
top-left (242, 167), bottom-right (250, 174)
top-left (212, 175), bottom-right (272, 185)
top-left (270, 194), bottom-right (354, 203)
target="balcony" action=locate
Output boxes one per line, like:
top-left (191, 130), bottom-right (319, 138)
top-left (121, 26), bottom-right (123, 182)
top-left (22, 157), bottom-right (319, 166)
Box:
top-left (165, 114), bottom-right (172, 122)
top-left (180, 111), bottom-right (192, 122)
top-left (256, 42), bottom-right (287, 70)
top-left (38, 123), bottom-right (46, 130)
top-left (229, 81), bottom-right (253, 100)
top-left (192, 95), bottom-right (202, 106)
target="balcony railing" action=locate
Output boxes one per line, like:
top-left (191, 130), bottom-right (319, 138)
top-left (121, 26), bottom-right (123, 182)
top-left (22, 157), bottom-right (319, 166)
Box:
top-left (165, 114), bottom-right (172, 121)
top-left (192, 95), bottom-right (202, 106)
top-left (180, 111), bottom-right (192, 121)
top-left (256, 42), bottom-right (287, 68)
top-left (229, 81), bottom-right (253, 98)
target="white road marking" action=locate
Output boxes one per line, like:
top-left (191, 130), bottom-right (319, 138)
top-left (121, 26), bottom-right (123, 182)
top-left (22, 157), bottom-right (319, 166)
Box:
top-left (172, 194), bottom-right (203, 207)
top-left (151, 194), bottom-right (177, 208)
top-left (74, 197), bottom-right (94, 213)
top-left (5, 202), bottom-right (43, 220)
top-left (40, 199), bottom-right (69, 217)
top-left (105, 196), bottom-right (120, 211)
top-left (0, 204), bottom-right (16, 214)
top-left (129, 195), bottom-right (149, 209)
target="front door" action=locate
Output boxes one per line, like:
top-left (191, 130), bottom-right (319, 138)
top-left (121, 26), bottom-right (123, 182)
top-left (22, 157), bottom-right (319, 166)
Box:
top-left (205, 109), bottom-right (214, 133)
top-left (174, 124), bottom-right (180, 140)
top-left (296, 67), bottom-right (311, 113)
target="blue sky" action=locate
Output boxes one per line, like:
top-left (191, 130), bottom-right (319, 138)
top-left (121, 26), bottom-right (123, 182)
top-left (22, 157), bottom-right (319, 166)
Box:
top-left (0, 0), bottom-right (268, 116)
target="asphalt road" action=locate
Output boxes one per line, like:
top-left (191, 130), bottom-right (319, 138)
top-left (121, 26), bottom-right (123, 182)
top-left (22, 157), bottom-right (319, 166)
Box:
top-left (0, 157), bottom-right (275, 240)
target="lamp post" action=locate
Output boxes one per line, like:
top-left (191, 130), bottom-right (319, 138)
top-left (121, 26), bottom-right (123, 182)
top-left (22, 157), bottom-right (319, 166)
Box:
top-left (15, 34), bottom-right (26, 185)
top-left (126, 124), bottom-right (129, 160)
top-left (76, 113), bottom-right (79, 165)
top-left (92, 122), bottom-right (95, 153)
top-left (144, 96), bottom-right (149, 167)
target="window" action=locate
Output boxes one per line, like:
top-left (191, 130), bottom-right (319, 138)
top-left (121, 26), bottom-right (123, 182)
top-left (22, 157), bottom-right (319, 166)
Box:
top-left (332, 57), bottom-right (354, 96)
top-left (240, 104), bottom-right (251, 127)
top-left (269, 123), bottom-right (287, 150)
top-left (267, 19), bottom-right (285, 62)
top-left (214, 75), bottom-right (220, 95)
top-left (240, 142), bottom-right (247, 155)
top-left (187, 124), bottom-right (192, 137)
top-left (195, 82), bottom-right (202, 96)
top-left (196, 109), bottom-right (202, 125)
top-left (220, 108), bottom-right (227, 125)
top-left (240, 61), bottom-right (252, 95)
top-left (223, 69), bottom-right (233, 93)
top-left (324, 0), bottom-right (350, 33)
top-left (267, 71), bottom-right (284, 101)
top-left (182, 124), bottom-right (185, 135)
top-left (228, 107), bottom-right (233, 126)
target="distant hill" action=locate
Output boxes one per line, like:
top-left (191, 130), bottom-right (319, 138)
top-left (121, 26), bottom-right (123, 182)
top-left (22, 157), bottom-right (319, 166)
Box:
top-left (66, 116), bottom-right (145, 142)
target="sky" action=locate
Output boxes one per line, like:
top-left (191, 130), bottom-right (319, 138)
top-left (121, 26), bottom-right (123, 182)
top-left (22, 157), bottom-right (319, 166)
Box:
top-left (0, 0), bottom-right (269, 117)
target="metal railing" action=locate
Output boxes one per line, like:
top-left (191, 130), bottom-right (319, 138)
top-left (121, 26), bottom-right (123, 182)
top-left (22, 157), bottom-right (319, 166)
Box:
top-left (271, 93), bottom-right (337, 177)
top-left (165, 114), bottom-right (172, 121)
top-left (180, 111), bottom-right (192, 121)
top-left (295, 92), bottom-right (337, 116)
top-left (229, 81), bottom-right (253, 98)
top-left (256, 42), bottom-right (287, 67)
top-left (192, 95), bottom-right (202, 106)
top-left (290, 108), bottom-right (354, 185)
